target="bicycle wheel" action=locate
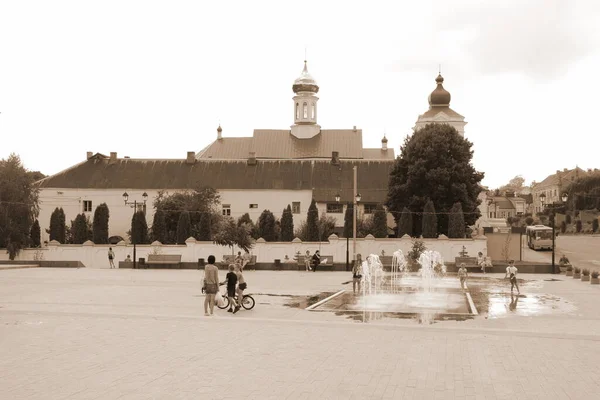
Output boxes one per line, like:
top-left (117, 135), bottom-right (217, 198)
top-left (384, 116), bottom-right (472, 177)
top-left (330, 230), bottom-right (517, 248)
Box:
top-left (216, 294), bottom-right (230, 310)
top-left (241, 295), bottom-right (255, 310)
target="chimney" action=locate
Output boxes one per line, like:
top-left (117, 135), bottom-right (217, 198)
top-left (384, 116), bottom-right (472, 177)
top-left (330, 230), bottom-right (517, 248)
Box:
top-left (247, 151), bottom-right (257, 166)
top-left (381, 135), bottom-right (388, 151)
top-left (86, 151), bottom-right (93, 160)
top-left (331, 151), bottom-right (340, 165)
top-left (109, 152), bottom-right (117, 164)
top-left (352, 125), bottom-right (357, 132)
top-left (217, 125), bottom-right (222, 140)
top-left (186, 151), bottom-right (196, 164)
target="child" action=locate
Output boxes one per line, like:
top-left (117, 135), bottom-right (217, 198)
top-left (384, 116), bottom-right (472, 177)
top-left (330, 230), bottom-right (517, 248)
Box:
top-left (457, 263), bottom-right (468, 290)
top-left (505, 260), bottom-right (520, 295)
top-left (222, 264), bottom-right (240, 314)
top-left (352, 254), bottom-right (363, 294)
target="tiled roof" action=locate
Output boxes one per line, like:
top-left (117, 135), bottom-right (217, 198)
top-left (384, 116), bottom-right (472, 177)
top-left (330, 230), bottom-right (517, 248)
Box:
top-left (196, 129), bottom-right (393, 160)
top-left (362, 148), bottom-right (395, 160)
top-left (536, 167), bottom-right (586, 188)
top-left (492, 196), bottom-right (515, 209)
top-left (419, 106), bottom-right (464, 119)
top-left (37, 158), bottom-right (394, 203)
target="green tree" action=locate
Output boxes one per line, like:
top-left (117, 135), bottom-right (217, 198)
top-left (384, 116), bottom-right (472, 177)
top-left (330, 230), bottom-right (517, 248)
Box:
top-left (30, 219), bottom-right (41, 248)
top-left (372, 204), bottom-right (388, 238)
top-left (421, 200), bottom-right (438, 238)
top-left (153, 186), bottom-right (221, 244)
top-left (280, 205), bottom-right (294, 241)
top-left (0, 154), bottom-right (40, 259)
top-left (70, 213), bottom-right (92, 244)
top-left (386, 123), bottom-right (484, 237)
top-left (150, 209), bottom-right (167, 243)
top-left (237, 213), bottom-right (258, 239)
top-left (92, 203), bottom-right (110, 244)
top-left (397, 207), bottom-right (413, 237)
top-left (176, 211), bottom-right (191, 244)
top-left (448, 202), bottom-right (466, 238)
top-left (131, 211), bottom-right (149, 244)
top-left (306, 199), bottom-right (319, 241)
top-left (318, 215), bottom-right (337, 241)
top-left (343, 203), bottom-right (354, 238)
top-left (213, 216), bottom-right (254, 253)
top-left (49, 207), bottom-right (66, 243)
top-left (257, 210), bottom-right (276, 241)
top-left (357, 216), bottom-right (374, 238)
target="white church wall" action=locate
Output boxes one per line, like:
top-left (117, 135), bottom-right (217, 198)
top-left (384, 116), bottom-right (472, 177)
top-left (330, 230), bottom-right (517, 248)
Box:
top-left (1, 236), bottom-right (488, 268)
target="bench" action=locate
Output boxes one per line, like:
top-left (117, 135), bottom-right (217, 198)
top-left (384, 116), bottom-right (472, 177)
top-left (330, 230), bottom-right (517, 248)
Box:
top-left (296, 255), bottom-right (334, 270)
top-left (220, 255), bottom-right (257, 270)
top-left (146, 254), bottom-right (182, 269)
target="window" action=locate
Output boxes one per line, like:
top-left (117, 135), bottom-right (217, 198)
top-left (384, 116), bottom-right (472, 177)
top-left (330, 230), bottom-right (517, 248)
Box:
top-left (83, 200), bottom-right (92, 212)
top-left (249, 204), bottom-right (258, 209)
top-left (311, 103), bottom-right (315, 119)
top-left (222, 204), bottom-right (231, 216)
top-left (303, 102), bottom-right (308, 118)
top-left (292, 202), bottom-right (300, 214)
top-left (295, 103), bottom-right (299, 119)
top-left (363, 204), bottom-right (377, 214)
top-left (326, 203), bottom-right (343, 213)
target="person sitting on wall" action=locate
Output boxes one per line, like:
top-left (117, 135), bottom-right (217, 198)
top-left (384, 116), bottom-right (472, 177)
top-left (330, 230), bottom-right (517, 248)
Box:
top-left (124, 255), bottom-right (132, 263)
top-left (559, 254), bottom-right (570, 267)
top-left (312, 250), bottom-right (321, 272)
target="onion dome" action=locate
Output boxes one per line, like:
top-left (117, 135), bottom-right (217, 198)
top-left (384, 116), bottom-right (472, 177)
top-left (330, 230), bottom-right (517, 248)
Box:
top-left (217, 125), bottom-right (222, 133)
top-left (381, 135), bottom-right (388, 143)
top-left (428, 73), bottom-right (451, 106)
top-left (292, 60), bottom-right (319, 93)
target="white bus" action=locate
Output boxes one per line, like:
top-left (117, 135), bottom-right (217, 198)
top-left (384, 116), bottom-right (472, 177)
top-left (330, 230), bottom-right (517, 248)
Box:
top-left (525, 225), bottom-right (554, 250)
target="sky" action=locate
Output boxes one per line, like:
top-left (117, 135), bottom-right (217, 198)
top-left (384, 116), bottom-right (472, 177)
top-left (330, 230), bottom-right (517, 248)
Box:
top-left (1, 0), bottom-right (599, 189)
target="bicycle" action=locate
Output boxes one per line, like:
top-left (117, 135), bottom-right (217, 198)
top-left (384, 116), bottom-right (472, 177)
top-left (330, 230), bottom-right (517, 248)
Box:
top-left (216, 290), bottom-right (255, 310)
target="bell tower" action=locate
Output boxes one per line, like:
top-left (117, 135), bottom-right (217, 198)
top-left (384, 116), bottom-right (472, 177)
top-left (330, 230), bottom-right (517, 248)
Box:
top-left (291, 60), bottom-right (321, 139)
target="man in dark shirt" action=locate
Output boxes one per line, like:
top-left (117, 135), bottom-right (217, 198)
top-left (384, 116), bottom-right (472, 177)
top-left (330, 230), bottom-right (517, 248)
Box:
top-left (312, 250), bottom-right (321, 273)
top-left (223, 264), bottom-right (239, 313)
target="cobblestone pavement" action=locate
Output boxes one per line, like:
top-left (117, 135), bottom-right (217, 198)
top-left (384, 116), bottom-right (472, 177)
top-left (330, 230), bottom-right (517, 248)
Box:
top-left (1, 268), bottom-right (599, 400)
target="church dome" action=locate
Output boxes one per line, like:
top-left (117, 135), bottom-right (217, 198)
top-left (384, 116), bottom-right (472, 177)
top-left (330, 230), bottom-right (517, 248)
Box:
top-left (292, 61), bottom-right (319, 93)
top-left (428, 74), bottom-right (451, 106)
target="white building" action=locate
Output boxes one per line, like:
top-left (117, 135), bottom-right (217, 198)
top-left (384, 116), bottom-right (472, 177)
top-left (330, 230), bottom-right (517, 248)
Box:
top-left (36, 62), bottom-right (467, 243)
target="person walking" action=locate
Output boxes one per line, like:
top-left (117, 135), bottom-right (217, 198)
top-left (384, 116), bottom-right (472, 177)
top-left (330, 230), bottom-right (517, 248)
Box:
top-left (222, 264), bottom-right (240, 314)
top-left (235, 265), bottom-right (247, 309)
top-left (202, 255), bottom-right (220, 316)
top-left (352, 254), bottom-right (363, 294)
top-left (457, 263), bottom-right (468, 290)
top-left (108, 247), bottom-right (116, 269)
top-left (477, 252), bottom-right (486, 274)
top-left (304, 250), bottom-right (312, 271)
top-left (311, 250), bottom-right (321, 273)
top-left (505, 260), bottom-right (520, 295)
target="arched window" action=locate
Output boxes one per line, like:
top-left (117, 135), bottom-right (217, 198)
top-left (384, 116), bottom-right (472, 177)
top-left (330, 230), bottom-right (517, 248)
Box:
top-left (295, 103), bottom-right (299, 119)
top-left (303, 102), bottom-right (308, 119)
top-left (311, 103), bottom-right (315, 119)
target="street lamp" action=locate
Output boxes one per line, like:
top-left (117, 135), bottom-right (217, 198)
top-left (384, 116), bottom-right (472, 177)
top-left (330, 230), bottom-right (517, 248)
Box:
top-left (539, 192), bottom-right (568, 274)
top-left (123, 191), bottom-right (148, 269)
top-left (335, 191), bottom-right (361, 271)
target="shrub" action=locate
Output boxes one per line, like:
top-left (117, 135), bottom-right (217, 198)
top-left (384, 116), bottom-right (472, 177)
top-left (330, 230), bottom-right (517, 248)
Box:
top-left (92, 203), bottom-right (110, 244)
top-left (592, 270), bottom-right (599, 279)
top-left (49, 207), bottom-right (66, 243)
top-left (448, 202), bottom-right (466, 238)
top-left (397, 206), bottom-right (413, 237)
top-left (560, 221), bottom-right (567, 233)
top-left (566, 265), bottom-right (573, 271)
top-left (131, 211), bottom-right (149, 244)
top-left (575, 220), bottom-right (582, 233)
top-left (407, 239), bottom-right (426, 272)
top-left (306, 199), bottom-right (319, 241)
top-left (176, 211), bottom-right (191, 244)
top-left (582, 269), bottom-right (590, 276)
top-left (257, 209), bottom-right (276, 241)
top-left (372, 204), bottom-right (388, 238)
top-left (70, 213), bottom-right (91, 244)
top-left (150, 209), bottom-right (167, 243)
top-left (30, 219), bottom-right (41, 248)
top-left (342, 203), bottom-right (354, 238)
top-left (280, 205), bottom-right (294, 241)
top-left (525, 216), bottom-right (534, 225)
top-left (592, 218), bottom-right (599, 233)
top-left (574, 267), bottom-right (581, 274)
top-left (565, 214), bottom-right (572, 224)
top-left (421, 200), bottom-right (437, 238)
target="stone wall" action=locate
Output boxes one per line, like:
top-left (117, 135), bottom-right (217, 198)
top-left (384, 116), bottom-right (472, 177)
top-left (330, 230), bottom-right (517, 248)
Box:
top-left (0, 235), bottom-right (488, 269)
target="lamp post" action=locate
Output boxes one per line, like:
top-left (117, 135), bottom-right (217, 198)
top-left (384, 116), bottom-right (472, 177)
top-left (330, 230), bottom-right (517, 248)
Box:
top-left (539, 192), bottom-right (568, 274)
top-left (335, 191), bottom-right (361, 271)
top-left (123, 191), bottom-right (148, 270)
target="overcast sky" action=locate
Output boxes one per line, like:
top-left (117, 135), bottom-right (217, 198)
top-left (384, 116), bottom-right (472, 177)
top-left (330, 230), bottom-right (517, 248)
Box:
top-left (1, 0), bottom-right (599, 189)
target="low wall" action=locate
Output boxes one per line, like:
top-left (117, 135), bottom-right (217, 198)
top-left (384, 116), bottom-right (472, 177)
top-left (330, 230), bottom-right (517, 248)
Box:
top-left (0, 235), bottom-right (488, 269)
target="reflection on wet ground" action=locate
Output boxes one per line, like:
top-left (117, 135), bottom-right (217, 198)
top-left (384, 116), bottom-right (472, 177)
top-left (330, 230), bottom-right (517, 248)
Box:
top-left (283, 275), bottom-right (577, 324)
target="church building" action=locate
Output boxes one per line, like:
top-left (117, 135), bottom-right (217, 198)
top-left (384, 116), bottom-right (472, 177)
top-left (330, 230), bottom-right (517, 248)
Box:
top-left (36, 62), bottom-right (466, 243)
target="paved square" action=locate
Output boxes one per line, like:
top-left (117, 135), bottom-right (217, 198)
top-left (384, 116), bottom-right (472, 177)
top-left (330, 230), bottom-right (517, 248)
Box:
top-left (1, 268), bottom-right (600, 399)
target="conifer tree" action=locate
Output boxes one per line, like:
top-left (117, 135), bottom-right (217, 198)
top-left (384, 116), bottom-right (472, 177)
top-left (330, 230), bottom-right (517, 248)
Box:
top-left (150, 209), bottom-right (167, 243)
top-left (448, 202), bottom-right (466, 238)
top-left (343, 203), bottom-right (354, 238)
top-left (176, 211), bottom-right (191, 244)
top-left (30, 219), bottom-right (41, 248)
top-left (92, 203), bottom-right (110, 244)
top-left (397, 207), bottom-right (413, 237)
top-left (306, 199), bottom-right (319, 241)
top-left (280, 205), bottom-right (294, 241)
top-left (421, 200), bottom-right (438, 238)
top-left (258, 209), bottom-right (276, 242)
top-left (372, 204), bottom-right (388, 238)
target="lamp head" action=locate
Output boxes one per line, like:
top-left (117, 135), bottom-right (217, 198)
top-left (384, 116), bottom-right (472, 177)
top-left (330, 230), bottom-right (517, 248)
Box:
top-left (561, 193), bottom-right (568, 203)
top-left (539, 192), bottom-right (546, 206)
top-left (142, 192), bottom-right (148, 202)
top-left (355, 193), bottom-right (361, 203)
top-left (335, 193), bottom-right (341, 203)
top-left (122, 192), bottom-right (129, 203)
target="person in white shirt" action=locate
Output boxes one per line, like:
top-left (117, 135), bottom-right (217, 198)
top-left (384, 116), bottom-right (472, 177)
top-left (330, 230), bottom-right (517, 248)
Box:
top-left (504, 260), bottom-right (520, 295)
